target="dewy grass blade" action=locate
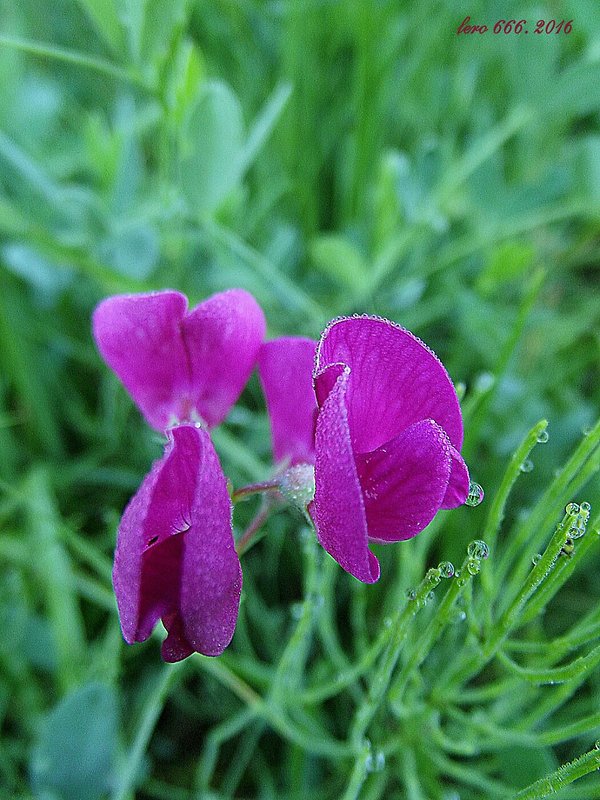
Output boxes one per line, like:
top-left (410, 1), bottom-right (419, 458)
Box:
top-left (498, 417), bottom-right (600, 606)
top-left (480, 418), bottom-right (549, 605)
top-left (512, 746), bottom-right (600, 800)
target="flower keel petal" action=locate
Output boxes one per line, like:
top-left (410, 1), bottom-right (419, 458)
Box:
top-left (112, 424), bottom-right (240, 660)
top-left (440, 446), bottom-right (470, 509)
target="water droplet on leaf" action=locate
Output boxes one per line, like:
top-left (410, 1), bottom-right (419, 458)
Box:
top-left (520, 459), bottom-right (534, 473)
top-left (580, 501), bottom-right (591, 513)
top-left (465, 482), bottom-right (484, 507)
top-left (531, 553), bottom-right (542, 566)
top-left (565, 502), bottom-right (580, 516)
top-left (366, 751), bottom-right (385, 772)
top-left (438, 561), bottom-right (455, 578)
top-left (467, 540), bottom-right (489, 560)
top-left (466, 559), bottom-right (480, 576)
top-left (536, 429), bottom-right (549, 443)
top-left (406, 588), bottom-right (416, 601)
top-left (568, 523), bottom-right (586, 540)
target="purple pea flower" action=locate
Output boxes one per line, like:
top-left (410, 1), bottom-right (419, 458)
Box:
top-left (259, 317), bottom-right (470, 584)
top-left (93, 289), bottom-right (265, 660)
top-left (93, 289), bottom-right (266, 430)
top-left (114, 424), bottom-right (241, 661)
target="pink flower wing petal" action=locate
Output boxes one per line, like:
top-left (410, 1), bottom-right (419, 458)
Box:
top-left (181, 289), bottom-right (266, 427)
top-left (311, 368), bottom-right (380, 584)
top-left (440, 446), bottom-right (470, 509)
top-left (93, 291), bottom-right (190, 431)
top-left (354, 419), bottom-right (452, 543)
top-left (258, 337), bottom-right (317, 465)
top-left (112, 424), bottom-right (240, 660)
top-left (177, 426), bottom-right (242, 658)
top-left (315, 316), bottom-right (463, 453)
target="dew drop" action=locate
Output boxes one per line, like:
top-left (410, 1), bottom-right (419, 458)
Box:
top-left (438, 561), bottom-right (455, 578)
top-left (426, 567), bottom-right (442, 582)
top-left (531, 553), bottom-right (542, 566)
top-left (406, 588), bottom-right (416, 601)
top-left (565, 502), bottom-right (580, 515)
top-left (466, 559), bottom-right (480, 576)
top-left (520, 459), bottom-right (534, 473)
top-left (536, 429), bottom-right (549, 443)
top-left (465, 482), bottom-right (484, 507)
top-left (568, 524), bottom-right (586, 540)
top-left (595, 739), bottom-right (600, 750)
top-left (580, 502), bottom-right (591, 513)
top-left (366, 751), bottom-right (385, 772)
top-left (426, 590), bottom-right (435, 603)
top-left (467, 540), bottom-right (489, 560)
top-left (383, 616), bottom-right (392, 628)
top-left (474, 372), bottom-right (495, 393)
top-left (452, 610), bottom-right (467, 624)
top-left (582, 425), bottom-right (593, 436)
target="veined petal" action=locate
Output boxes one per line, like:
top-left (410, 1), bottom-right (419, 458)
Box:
top-left (113, 424), bottom-right (241, 660)
top-left (440, 446), bottom-right (470, 509)
top-left (93, 291), bottom-right (190, 431)
top-left (258, 337), bottom-right (317, 465)
top-left (354, 419), bottom-right (452, 543)
top-left (182, 289), bottom-right (266, 427)
top-left (311, 368), bottom-right (379, 584)
top-left (93, 289), bottom-right (265, 431)
top-left (315, 316), bottom-right (463, 454)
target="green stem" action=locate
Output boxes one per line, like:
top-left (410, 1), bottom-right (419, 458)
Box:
top-left (112, 663), bottom-right (185, 800)
top-left (480, 419), bottom-right (549, 606)
top-left (512, 747), bottom-right (600, 799)
top-left (389, 556), bottom-right (477, 708)
top-left (349, 566), bottom-right (445, 749)
top-left (0, 35), bottom-right (149, 89)
top-left (231, 479), bottom-right (280, 503)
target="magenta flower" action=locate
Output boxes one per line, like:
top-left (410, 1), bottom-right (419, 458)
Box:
top-left (258, 318), bottom-right (470, 584)
top-left (93, 289), bottom-right (266, 431)
top-left (114, 424), bottom-right (241, 661)
top-left (93, 288), bottom-right (264, 660)
top-left (311, 316), bottom-right (470, 582)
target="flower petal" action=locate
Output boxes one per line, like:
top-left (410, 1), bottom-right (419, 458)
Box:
top-left (310, 367), bottom-right (379, 583)
top-left (181, 289), bottom-right (266, 427)
top-left (93, 291), bottom-right (190, 431)
top-left (440, 446), bottom-right (470, 509)
top-left (258, 337), bottom-right (317, 465)
top-left (354, 419), bottom-right (452, 543)
top-left (113, 424), bottom-right (241, 660)
top-left (93, 289), bottom-right (265, 431)
top-left (315, 316), bottom-right (463, 454)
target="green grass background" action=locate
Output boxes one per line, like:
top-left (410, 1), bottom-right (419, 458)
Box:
top-left (0, 1), bottom-right (599, 798)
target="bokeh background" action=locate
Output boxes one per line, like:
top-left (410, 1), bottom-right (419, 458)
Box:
top-left (0, 1), bottom-right (599, 798)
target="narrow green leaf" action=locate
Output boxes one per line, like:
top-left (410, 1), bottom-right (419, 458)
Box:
top-left (73, 0), bottom-right (125, 56)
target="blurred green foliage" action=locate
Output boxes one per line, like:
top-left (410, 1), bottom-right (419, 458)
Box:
top-left (0, 0), bottom-right (599, 798)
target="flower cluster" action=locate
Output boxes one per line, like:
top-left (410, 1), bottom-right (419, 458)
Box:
top-left (93, 290), bottom-right (473, 661)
